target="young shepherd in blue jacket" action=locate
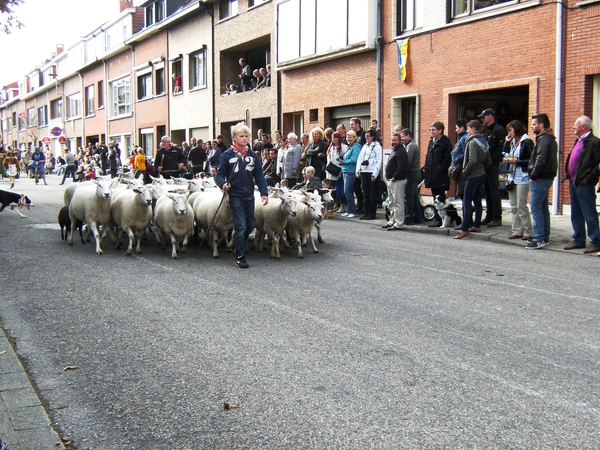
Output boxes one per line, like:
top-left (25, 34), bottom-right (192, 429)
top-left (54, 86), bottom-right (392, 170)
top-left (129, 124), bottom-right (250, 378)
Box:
top-left (216, 122), bottom-right (269, 269)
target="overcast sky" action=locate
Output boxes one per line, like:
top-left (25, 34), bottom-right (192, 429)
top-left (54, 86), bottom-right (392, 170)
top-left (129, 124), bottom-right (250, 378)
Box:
top-left (0, 0), bottom-right (141, 87)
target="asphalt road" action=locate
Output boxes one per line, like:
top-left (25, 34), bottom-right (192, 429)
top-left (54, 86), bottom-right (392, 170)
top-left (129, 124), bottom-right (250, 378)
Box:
top-left (1, 177), bottom-right (599, 449)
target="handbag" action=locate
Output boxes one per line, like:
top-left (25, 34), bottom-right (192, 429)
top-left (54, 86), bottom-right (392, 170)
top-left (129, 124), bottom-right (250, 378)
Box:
top-left (505, 179), bottom-right (515, 191)
top-left (325, 161), bottom-right (341, 176)
top-left (448, 162), bottom-right (462, 180)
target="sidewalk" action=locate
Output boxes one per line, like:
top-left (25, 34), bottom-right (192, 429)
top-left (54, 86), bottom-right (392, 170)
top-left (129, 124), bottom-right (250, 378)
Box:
top-left (344, 199), bottom-right (599, 255)
top-left (0, 329), bottom-right (65, 450)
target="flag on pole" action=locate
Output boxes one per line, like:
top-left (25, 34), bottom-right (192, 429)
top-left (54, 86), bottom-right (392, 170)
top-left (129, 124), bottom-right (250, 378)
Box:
top-left (397, 39), bottom-right (409, 81)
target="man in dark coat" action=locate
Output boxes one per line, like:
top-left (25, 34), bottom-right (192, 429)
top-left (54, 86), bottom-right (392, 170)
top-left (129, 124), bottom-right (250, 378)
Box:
top-left (424, 121), bottom-right (452, 227)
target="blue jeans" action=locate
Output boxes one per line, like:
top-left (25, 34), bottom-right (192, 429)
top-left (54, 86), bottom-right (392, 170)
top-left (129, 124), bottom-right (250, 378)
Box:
top-left (569, 181), bottom-right (600, 247)
top-left (229, 195), bottom-right (256, 258)
top-left (405, 169), bottom-right (423, 222)
top-left (360, 172), bottom-right (378, 218)
top-left (529, 179), bottom-right (553, 242)
top-left (62, 165), bottom-right (76, 183)
top-left (343, 172), bottom-right (356, 214)
top-left (461, 174), bottom-right (486, 232)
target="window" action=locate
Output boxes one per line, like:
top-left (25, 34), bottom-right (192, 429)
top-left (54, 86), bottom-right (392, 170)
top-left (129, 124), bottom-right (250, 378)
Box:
top-left (38, 105), bottom-right (48, 126)
top-left (145, 3), bottom-right (154, 26)
top-left (309, 108), bottom-right (318, 123)
top-left (397, 0), bottom-right (423, 33)
top-left (156, 68), bottom-right (165, 95)
top-left (51, 99), bottom-right (62, 119)
top-left (85, 84), bottom-right (95, 116)
top-left (110, 77), bottom-right (131, 117)
top-left (451, 0), bottom-right (517, 17)
top-left (67, 93), bottom-right (82, 119)
top-left (18, 115), bottom-right (25, 131)
top-left (2, 119), bottom-right (7, 131)
top-left (277, 0), bottom-right (373, 63)
top-left (249, 0), bottom-right (268, 6)
top-left (189, 48), bottom-right (207, 89)
top-left (11, 111), bottom-right (16, 128)
top-left (27, 108), bottom-right (36, 128)
top-left (219, 0), bottom-right (238, 20)
top-left (155, 0), bottom-right (165, 22)
top-left (140, 128), bottom-right (154, 157)
top-left (137, 72), bottom-right (152, 100)
top-left (98, 81), bottom-right (104, 108)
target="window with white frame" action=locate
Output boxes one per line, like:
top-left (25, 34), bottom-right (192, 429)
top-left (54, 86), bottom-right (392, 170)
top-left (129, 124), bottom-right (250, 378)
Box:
top-left (189, 48), bottom-right (207, 89)
top-left (110, 77), bottom-right (131, 117)
top-left (38, 105), bottom-right (48, 126)
top-left (137, 72), bottom-right (152, 100)
top-left (27, 107), bottom-right (36, 127)
top-left (2, 118), bottom-right (7, 131)
top-left (155, 0), bottom-right (165, 22)
top-left (451, 0), bottom-right (518, 18)
top-left (85, 84), bottom-right (95, 116)
top-left (155, 67), bottom-right (165, 95)
top-left (67, 93), bottom-right (82, 119)
top-left (140, 128), bottom-right (154, 157)
top-left (11, 111), bottom-right (16, 128)
top-left (145, 3), bottom-right (154, 26)
top-left (277, 0), bottom-right (372, 64)
top-left (396, 0), bottom-right (423, 34)
top-left (18, 115), bottom-right (25, 131)
top-left (219, 0), bottom-right (238, 20)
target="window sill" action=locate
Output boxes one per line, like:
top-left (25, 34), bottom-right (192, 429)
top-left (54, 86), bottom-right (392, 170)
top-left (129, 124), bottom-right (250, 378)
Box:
top-left (108, 112), bottom-right (133, 121)
top-left (155, 93), bottom-right (167, 98)
top-left (248, 1), bottom-right (270, 12)
top-left (217, 14), bottom-right (237, 24)
top-left (576, 0), bottom-right (600, 6)
top-left (137, 96), bottom-right (153, 103)
top-left (189, 85), bottom-right (207, 93)
top-left (85, 114), bottom-right (96, 119)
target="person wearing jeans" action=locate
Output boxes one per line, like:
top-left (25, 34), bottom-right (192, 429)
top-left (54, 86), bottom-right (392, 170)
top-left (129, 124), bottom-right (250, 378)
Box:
top-left (355, 129), bottom-right (382, 220)
top-left (563, 115), bottom-right (600, 253)
top-left (341, 130), bottom-right (361, 218)
top-left (216, 122), bottom-right (268, 269)
top-left (526, 113), bottom-right (558, 249)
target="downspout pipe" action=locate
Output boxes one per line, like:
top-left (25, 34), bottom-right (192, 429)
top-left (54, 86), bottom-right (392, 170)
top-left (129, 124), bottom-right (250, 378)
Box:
top-left (552, 0), bottom-right (564, 215)
top-left (375, 0), bottom-right (382, 130)
top-left (78, 72), bottom-right (84, 150)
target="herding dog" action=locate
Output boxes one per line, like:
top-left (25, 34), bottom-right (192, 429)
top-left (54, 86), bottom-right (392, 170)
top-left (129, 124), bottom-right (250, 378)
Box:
top-left (433, 195), bottom-right (462, 229)
top-left (0, 190), bottom-right (33, 217)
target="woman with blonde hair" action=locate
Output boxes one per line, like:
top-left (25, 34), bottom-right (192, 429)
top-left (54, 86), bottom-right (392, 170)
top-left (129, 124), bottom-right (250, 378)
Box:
top-left (305, 127), bottom-right (328, 179)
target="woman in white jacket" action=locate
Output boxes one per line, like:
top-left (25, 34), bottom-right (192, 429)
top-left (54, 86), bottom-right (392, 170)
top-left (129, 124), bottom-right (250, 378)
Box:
top-left (355, 129), bottom-right (382, 220)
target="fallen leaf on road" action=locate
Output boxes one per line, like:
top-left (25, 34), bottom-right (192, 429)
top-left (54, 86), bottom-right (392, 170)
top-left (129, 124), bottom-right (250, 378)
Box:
top-left (62, 366), bottom-right (80, 371)
top-left (72, 348), bottom-right (79, 353)
top-left (224, 402), bottom-right (239, 410)
top-left (0, 350), bottom-right (6, 355)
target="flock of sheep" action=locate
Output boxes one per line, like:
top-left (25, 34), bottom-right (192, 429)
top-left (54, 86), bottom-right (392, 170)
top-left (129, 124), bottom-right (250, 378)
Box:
top-left (58, 173), bottom-right (331, 260)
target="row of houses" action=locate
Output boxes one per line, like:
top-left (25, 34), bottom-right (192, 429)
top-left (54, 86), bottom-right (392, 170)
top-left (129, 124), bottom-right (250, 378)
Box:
top-left (1, 0), bottom-right (599, 213)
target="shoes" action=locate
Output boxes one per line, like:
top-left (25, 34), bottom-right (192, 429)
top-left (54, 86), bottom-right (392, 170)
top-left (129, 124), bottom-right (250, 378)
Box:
top-left (583, 246), bottom-right (600, 254)
top-left (44, 182), bottom-right (48, 185)
top-left (429, 220), bottom-right (442, 228)
top-left (525, 240), bottom-right (546, 249)
top-left (364, 216), bottom-right (375, 220)
top-left (487, 219), bottom-right (502, 228)
top-left (360, 216), bottom-right (367, 220)
top-left (60, 182), bottom-right (64, 185)
top-left (521, 235), bottom-right (531, 241)
top-left (341, 212), bottom-right (349, 217)
top-left (9, 184), bottom-right (14, 189)
top-left (236, 256), bottom-right (249, 269)
top-left (337, 207), bottom-right (347, 214)
top-left (564, 242), bottom-right (585, 250)
top-left (381, 223), bottom-right (392, 229)
top-left (35, 179), bottom-right (38, 184)
top-left (454, 231), bottom-right (470, 239)
top-left (346, 214), bottom-right (356, 218)
top-left (454, 225), bottom-right (462, 230)
top-left (481, 217), bottom-right (492, 225)
top-left (508, 234), bottom-right (521, 239)
top-left (468, 227), bottom-right (481, 232)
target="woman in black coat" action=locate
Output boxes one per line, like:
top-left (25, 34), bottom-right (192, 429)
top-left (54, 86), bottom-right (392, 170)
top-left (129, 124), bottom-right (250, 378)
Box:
top-left (305, 127), bottom-right (328, 180)
top-left (424, 121), bottom-right (453, 227)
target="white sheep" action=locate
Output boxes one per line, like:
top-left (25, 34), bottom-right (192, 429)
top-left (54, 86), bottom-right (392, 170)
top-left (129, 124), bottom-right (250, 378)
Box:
top-left (153, 191), bottom-right (194, 260)
top-left (192, 190), bottom-right (233, 258)
top-left (286, 195), bottom-right (323, 258)
top-left (68, 179), bottom-right (114, 255)
top-left (254, 195), bottom-right (298, 259)
top-left (110, 185), bottom-right (153, 256)
top-left (63, 182), bottom-right (81, 206)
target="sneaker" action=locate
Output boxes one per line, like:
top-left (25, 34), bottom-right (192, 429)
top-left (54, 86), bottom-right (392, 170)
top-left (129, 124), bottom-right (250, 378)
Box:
top-left (525, 240), bottom-right (546, 249)
top-left (387, 225), bottom-right (405, 231)
top-left (381, 223), bottom-right (392, 229)
top-left (346, 214), bottom-right (356, 218)
top-left (341, 212), bottom-right (349, 217)
top-left (236, 256), bottom-right (249, 268)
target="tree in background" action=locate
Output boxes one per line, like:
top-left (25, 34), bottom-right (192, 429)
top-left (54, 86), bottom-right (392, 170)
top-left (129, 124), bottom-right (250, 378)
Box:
top-left (0, 0), bottom-right (23, 34)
